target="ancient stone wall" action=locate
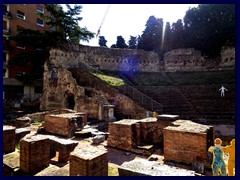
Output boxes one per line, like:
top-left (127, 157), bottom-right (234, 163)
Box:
top-left (50, 43), bottom-right (160, 72)
top-left (164, 48), bottom-right (205, 72)
top-left (41, 54), bottom-right (147, 119)
top-left (220, 46), bottom-right (235, 67)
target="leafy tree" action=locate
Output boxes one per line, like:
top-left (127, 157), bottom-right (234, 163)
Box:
top-left (171, 19), bottom-right (186, 50)
top-left (115, 36), bottom-right (128, 49)
top-left (184, 4), bottom-right (235, 57)
top-left (39, 4), bottom-right (94, 44)
top-left (110, 44), bottom-right (117, 48)
top-left (9, 4), bottom-right (95, 83)
top-left (99, 36), bottom-right (108, 47)
top-left (128, 36), bottom-right (137, 49)
top-left (137, 16), bottom-right (164, 58)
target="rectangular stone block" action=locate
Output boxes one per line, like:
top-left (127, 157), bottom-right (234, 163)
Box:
top-left (20, 135), bottom-right (50, 175)
top-left (44, 113), bottom-right (83, 137)
top-left (47, 135), bottom-right (78, 163)
top-left (163, 120), bottom-right (214, 165)
top-left (118, 159), bottom-right (195, 176)
top-left (139, 118), bottom-right (174, 146)
top-left (157, 114), bottom-right (179, 121)
top-left (107, 119), bottom-right (140, 151)
top-left (3, 125), bottom-right (16, 154)
top-left (15, 128), bottom-right (31, 145)
top-left (69, 144), bottom-right (108, 176)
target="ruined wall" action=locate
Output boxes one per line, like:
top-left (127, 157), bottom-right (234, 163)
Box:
top-left (164, 48), bottom-right (205, 72)
top-left (49, 43), bottom-right (160, 72)
top-left (40, 66), bottom-right (85, 111)
top-left (164, 48), bottom-right (235, 72)
top-left (220, 46), bottom-right (235, 67)
top-left (41, 53), bottom-right (147, 119)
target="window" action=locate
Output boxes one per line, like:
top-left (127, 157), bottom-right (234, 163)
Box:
top-left (3, 52), bottom-right (7, 62)
top-left (37, 18), bottom-right (44, 27)
top-left (3, 20), bottom-right (7, 31)
top-left (3, 69), bottom-right (7, 77)
top-left (37, 5), bottom-right (44, 13)
top-left (16, 10), bottom-right (25, 20)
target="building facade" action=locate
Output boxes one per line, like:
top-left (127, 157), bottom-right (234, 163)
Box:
top-left (3, 4), bottom-right (50, 101)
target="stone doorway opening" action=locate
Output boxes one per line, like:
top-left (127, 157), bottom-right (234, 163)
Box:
top-left (67, 95), bottom-right (75, 110)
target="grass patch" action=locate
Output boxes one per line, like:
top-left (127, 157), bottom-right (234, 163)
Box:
top-left (92, 73), bottom-right (125, 86)
top-left (16, 143), bottom-right (20, 150)
top-left (108, 164), bottom-right (119, 176)
top-left (31, 120), bottom-right (42, 126)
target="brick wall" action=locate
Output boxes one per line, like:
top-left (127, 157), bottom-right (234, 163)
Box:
top-left (107, 119), bottom-right (141, 150)
top-left (69, 144), bottom-right (108, 176)
top-left (44, 113), bottom-right (83, 137)
top-left (20, 135), bottom-right (50, 175)
top-left (3, 125), bottom-right (16, 154)
top-left (163, 120), bottom-right (214, 165)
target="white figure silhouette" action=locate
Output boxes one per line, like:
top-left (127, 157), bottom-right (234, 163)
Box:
top-left (219, 86), bottom-right (228, 97)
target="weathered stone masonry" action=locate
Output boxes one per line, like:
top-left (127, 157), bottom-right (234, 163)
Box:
top-left (40, 45), bottom-right (148, 119)
top-left (48, 43), bottom-right (160, 72)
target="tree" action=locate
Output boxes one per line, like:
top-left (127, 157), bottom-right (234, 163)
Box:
top-left (128, 36), bottom-right (137, 49)
top-left (99, 36), bottom-right (108, 47)
top-left (137, 16), bottom-right (164, 58)
top-left (115, 36), bottom-right (128, 49)
top-left (110, 44), bottom-right (117, 48)
top-left (184, 4), bottom-right (235, 57)
top-left (39, 4), bottom-right (94, 44)
top-left (9, 4), bottom-right (95, 83)
top-left (162, 22), bottom-right (172, 54)
top-left (171, 19), bottom-right (186, 50)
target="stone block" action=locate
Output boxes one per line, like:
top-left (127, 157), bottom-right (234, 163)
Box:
top-left (20, 135), bottom-right (50, 175)
top-left (3, 125), bottom-right (16, 154)
top-left (157, 114), bottom-right (179, 121)
top-left (47, 136), bottom-right (78, 163)
top-left (44, 113), bottom-right (83, 137)
top-left (118, 159), bottom-right (195, 176)
top-left (15, 116), bottom-right (31, 128)
top-left (139, 118), bottom-right (174, 146)
top-left (163, 120), bottom-right (214, 165)
top-left (69, 144), bottom-right (108, 176)
top-left (107, 119), bottom-right (140, 151)
top-left (15, 128), bottom-right (31, 145)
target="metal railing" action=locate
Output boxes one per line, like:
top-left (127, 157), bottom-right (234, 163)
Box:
top-left (77, 61), bottom-right (163, 114)
top-left (117, 85), bottom-right (163, 114)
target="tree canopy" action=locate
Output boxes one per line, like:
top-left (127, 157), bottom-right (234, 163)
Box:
top-left (99, 36), bottom-right (108, 47)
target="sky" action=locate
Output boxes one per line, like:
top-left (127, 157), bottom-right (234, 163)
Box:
top-left (64, 4), bottom-right (199, 47)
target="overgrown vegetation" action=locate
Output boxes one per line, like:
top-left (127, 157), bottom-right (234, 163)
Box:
top-left (31, 120), bottom-right (42, 126)
top-left (92, 73), bottom-right (125, 86)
